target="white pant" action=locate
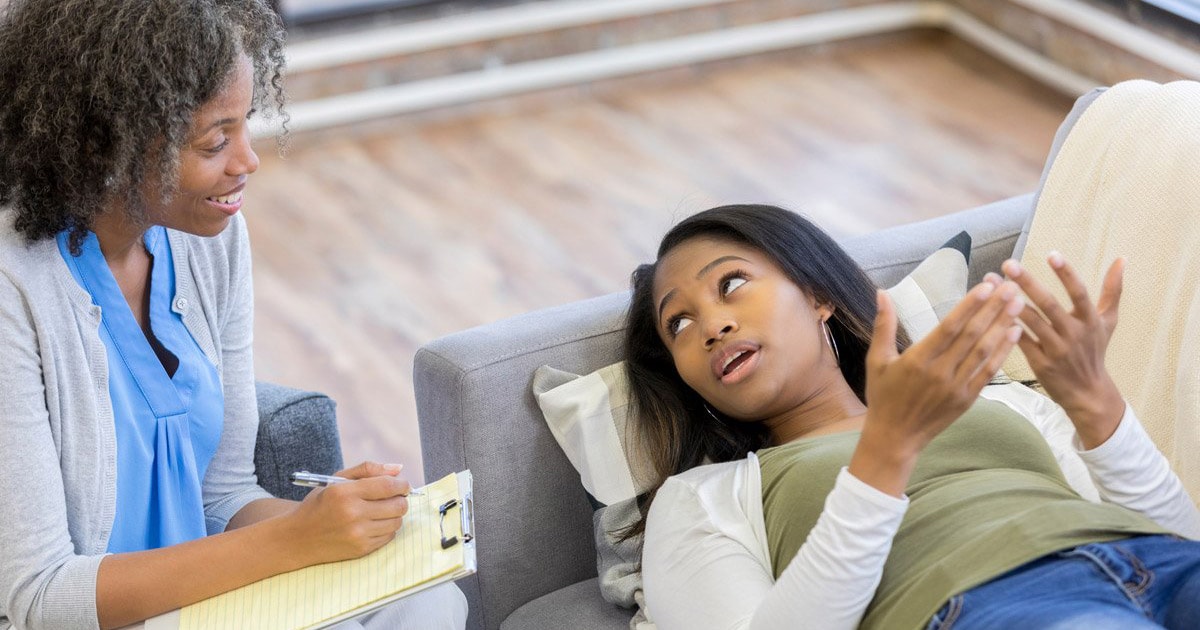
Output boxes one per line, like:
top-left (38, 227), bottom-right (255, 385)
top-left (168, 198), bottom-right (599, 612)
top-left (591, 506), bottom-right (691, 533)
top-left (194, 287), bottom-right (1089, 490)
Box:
top-left (332, 583), bottom-right (469, 630)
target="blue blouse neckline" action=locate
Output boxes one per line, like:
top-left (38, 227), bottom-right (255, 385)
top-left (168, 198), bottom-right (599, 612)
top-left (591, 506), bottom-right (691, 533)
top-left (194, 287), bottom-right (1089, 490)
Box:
top-left (57, 227), bottom-right (224, 552)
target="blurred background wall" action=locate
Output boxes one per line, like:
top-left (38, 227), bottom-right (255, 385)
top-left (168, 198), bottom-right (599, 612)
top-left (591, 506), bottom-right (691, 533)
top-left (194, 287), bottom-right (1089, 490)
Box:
top-left (3, 0), bottom-right (1196, 481)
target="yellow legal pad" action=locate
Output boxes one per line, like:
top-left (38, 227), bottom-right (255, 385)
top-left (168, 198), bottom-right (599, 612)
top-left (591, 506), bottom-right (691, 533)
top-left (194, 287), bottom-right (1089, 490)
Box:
top-left (162, 471), bottom-right (474, 630)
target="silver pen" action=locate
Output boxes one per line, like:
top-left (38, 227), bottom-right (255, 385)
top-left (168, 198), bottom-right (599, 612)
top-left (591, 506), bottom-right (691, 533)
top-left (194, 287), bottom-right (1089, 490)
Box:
top-left (289, 471), bottom-right (424, 495)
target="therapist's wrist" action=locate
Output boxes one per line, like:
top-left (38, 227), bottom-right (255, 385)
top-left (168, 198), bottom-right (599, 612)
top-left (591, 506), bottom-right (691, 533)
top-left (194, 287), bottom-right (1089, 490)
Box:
top-left (226, 497), bottom-right (298, 530)
top-left (261, 507), bottom-right (319, 572)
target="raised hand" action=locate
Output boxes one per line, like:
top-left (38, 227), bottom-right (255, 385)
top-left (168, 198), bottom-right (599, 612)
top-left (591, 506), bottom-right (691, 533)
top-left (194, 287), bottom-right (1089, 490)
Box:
top-left (851, 282), bottom-right (1025, 496)
top-left (999, 253), bottom-right (1127, 448)
top-left (284, 461), bottom-right (412, 565)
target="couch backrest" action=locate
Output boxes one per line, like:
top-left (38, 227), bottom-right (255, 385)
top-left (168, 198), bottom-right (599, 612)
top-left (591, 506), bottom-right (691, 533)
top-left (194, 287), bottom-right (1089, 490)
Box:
top-left (414, 194), bottom-right (1033, 630)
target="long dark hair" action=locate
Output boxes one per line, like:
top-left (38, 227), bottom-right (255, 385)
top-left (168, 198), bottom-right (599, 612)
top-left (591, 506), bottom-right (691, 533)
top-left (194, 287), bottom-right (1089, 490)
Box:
top-left (622, 204), bottom-right (910, 538)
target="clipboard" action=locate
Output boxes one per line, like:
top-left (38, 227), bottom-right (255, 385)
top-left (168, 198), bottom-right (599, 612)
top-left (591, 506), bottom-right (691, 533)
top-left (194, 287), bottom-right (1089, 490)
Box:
top-left (145, 470), bottom-right (475, 630)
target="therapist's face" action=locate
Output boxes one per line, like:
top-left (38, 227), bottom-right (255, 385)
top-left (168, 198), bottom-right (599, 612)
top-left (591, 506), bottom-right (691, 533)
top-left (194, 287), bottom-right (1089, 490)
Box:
top-left (144, 54), bottom-right (260, 237)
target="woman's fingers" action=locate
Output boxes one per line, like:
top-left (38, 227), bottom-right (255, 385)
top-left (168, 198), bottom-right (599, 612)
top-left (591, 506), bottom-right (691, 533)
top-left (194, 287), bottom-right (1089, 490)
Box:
top-left (1045, 251), bottom-right (1098, 321)
top-left (1017, 303), bottom-right (1057, 348)
top-left (336, 461), bottom-right (402, 480)
top-left (939, 282), bottom-right (1022, 368)
top-left (946, 287), bottom-right (1023, 380)
top-left (359, 495), bottom-right (410, 521)
top-left (1004, 254), bottom-right (1125, 346)
top-left (1096, 257), bottom-right (1126, 330)
top-left (364, 516), bottom-right (406, 537)
top-left (296, 465), bottom-right (415, 563)
top-left (966, 325), bottom-right (1024, 391)
top-left (867, 290), bottom-right (900, 367)
top-left (1002, 259), bottom-right (1072, 331)
top-left (344, 475), bottom-right (412, 501)
top-left (919, 282), bottom-right (1000, 357)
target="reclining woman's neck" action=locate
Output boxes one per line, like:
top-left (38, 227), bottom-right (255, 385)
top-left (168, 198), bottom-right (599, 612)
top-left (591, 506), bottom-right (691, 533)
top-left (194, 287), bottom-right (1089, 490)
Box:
top-left (762, 381), bottom-right (868, 445)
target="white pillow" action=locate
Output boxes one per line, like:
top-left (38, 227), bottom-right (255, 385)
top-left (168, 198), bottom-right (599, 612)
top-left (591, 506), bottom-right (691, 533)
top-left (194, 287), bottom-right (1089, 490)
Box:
top-left (532, 362), bottom-right (655, 506)
top-left (889, 236), bottom-right (970, 343)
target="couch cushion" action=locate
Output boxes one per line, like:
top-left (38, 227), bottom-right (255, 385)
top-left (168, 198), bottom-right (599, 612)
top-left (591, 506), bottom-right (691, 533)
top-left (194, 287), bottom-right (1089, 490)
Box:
top-left (500, 579), bottom-right (632, 630)
top-left (254, 381), bottom-right (343, 501)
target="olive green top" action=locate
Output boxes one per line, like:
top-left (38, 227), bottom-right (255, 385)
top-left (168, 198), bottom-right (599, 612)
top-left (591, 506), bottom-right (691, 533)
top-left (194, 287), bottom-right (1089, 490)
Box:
top-left (758, 398), bottom-right (1167, 630)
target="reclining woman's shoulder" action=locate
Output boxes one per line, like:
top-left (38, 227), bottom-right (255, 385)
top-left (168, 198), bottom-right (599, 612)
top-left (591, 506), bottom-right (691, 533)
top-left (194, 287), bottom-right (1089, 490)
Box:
top-left (655, 455), bottom-right (760, 519)
top-left (670, 456), bottom-right (751, 488)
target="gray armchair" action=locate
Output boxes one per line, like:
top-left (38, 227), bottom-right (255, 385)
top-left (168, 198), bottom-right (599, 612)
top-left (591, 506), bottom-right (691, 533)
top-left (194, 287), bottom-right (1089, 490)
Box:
top-left (413, 194), bottom-right (1037, 630)
top-left (253, 381), bottom-right (344, 501)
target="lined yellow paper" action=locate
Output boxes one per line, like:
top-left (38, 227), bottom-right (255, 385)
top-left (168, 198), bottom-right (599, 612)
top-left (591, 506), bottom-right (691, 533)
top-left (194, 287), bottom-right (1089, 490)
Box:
top-left (178, 472), bottom-right (467, 630)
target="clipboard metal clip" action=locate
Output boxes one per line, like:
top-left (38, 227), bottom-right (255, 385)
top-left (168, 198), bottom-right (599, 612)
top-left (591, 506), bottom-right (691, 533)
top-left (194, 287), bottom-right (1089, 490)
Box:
top-left (438, 497), bottom-right (475, 550)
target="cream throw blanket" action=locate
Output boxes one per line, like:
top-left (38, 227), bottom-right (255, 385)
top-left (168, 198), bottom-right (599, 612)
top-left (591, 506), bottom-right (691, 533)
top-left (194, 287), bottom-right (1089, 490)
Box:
top-left (1002, 80), bottom-right (1200, 501)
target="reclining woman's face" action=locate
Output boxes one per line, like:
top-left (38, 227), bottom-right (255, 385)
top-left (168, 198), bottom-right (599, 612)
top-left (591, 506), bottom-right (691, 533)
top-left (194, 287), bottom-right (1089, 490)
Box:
top-left (652, 237), bottom-right (838, 423)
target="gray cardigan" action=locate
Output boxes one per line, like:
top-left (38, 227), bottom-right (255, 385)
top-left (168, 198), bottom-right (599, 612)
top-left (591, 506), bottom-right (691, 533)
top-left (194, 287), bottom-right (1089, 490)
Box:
top-left (0, 212), bottom-right (273, 630)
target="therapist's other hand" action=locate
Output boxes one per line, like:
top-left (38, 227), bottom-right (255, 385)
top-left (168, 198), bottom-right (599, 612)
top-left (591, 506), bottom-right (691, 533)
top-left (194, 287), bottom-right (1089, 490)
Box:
top-left (999, 253), bottom-right (1126, 448)
top-left (286, 461), bottom-right (411, 565)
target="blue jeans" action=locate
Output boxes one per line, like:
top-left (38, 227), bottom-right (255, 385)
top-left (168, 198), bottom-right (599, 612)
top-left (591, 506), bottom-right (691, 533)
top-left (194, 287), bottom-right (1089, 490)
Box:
top-left (926, 535), bottom-right (1200, 629)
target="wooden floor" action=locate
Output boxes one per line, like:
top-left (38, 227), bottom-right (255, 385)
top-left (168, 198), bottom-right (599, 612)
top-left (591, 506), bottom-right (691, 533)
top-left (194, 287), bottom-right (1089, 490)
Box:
top-left (247, 31), bottom-right (1073, 483)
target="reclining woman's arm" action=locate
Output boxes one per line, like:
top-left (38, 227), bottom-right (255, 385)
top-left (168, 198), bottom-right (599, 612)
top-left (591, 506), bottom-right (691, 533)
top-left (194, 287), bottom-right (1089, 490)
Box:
top-left (644, 464), bottom-right (906, 630)
top-left (1074, 403), bottom-right (1200, 538)
top-left (994, 257), bottom-right (1200, 538)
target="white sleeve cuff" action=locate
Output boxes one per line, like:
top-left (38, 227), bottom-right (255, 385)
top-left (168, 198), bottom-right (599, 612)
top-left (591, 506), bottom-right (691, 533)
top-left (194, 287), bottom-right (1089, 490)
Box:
top-left (1072, 401), bottom-right (1200, 539)
top-left (839, 466), bottom-right (911, 513)
top-left (1072, 401), bottom-right (1137, 458)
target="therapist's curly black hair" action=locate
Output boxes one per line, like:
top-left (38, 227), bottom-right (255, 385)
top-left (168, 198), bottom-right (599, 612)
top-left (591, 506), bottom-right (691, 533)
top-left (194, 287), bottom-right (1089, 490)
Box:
top-left (0, 0), bottom-right (288, 253)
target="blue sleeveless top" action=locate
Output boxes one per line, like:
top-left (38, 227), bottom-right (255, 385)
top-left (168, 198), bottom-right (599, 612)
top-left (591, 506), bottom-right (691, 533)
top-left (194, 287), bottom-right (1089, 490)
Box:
top-left (57, 227), bottom-right (224, 553)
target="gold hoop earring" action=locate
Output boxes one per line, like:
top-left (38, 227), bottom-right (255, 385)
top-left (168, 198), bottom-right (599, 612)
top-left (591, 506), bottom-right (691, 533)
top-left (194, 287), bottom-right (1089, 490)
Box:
top-left (822, 318), bottom-right (841, 365)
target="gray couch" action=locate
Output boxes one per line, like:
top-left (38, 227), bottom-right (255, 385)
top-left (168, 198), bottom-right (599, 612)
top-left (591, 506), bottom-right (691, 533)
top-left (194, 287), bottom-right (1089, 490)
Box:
top-left (413, 193), bottom-right (1038, 630)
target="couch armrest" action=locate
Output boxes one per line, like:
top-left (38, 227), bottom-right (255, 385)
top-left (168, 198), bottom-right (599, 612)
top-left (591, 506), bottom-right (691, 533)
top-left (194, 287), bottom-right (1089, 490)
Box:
top-left (416, 292), bottom-right (628, 630)
top-left (254, 381), bottom-right (344, 501)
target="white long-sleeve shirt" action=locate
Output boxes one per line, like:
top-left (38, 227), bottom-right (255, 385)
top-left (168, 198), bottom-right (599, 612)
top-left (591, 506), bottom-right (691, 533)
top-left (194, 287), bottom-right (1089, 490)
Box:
top-left (642, 383), bottom-right (1200, 630)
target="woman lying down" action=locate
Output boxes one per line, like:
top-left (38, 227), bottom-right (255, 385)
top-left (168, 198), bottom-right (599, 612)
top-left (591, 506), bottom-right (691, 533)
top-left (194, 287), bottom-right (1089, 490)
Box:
top-left (623, 204), bottom-right (1200, 630)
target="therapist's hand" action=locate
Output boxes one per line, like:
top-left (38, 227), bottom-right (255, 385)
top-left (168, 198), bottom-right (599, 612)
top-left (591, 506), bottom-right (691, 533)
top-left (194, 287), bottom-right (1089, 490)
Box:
top-left (284, 461), bottom-right (411, 566)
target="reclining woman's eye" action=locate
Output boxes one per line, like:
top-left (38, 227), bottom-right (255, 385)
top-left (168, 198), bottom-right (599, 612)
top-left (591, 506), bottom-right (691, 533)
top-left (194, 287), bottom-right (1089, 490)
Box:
top-left (668, 316), bottom-right (692, 336)
top-left (721, 274), bottom-right (747, 296)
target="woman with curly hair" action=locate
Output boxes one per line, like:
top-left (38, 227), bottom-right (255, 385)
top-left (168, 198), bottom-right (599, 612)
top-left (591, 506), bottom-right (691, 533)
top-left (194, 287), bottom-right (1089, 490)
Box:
top-left (625, 204), bottom-right (1200, 629)
top-left (0, 2), bottom-right (466, 629)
